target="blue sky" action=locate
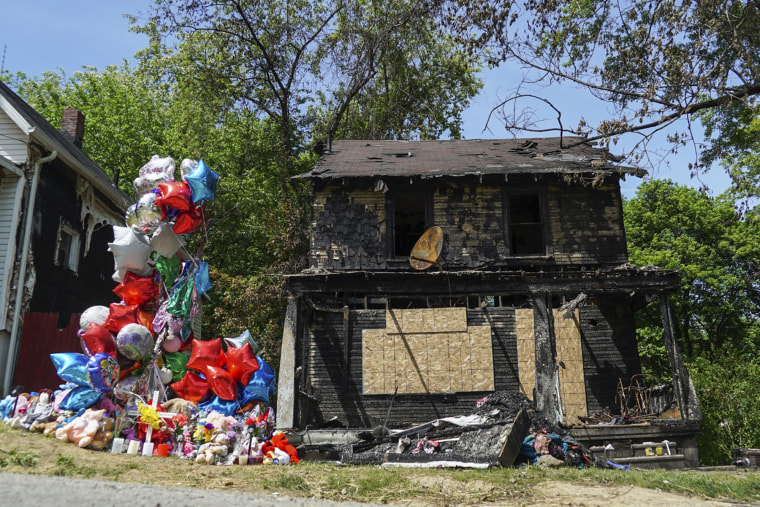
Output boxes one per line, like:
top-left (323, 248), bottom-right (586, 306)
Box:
top-left (2, 0), bottom-right (731, 198)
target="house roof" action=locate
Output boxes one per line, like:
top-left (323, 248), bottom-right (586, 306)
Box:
top-left (0, 80), bottom-right (130, 210)
top-left (300, 138), bottom-right (646, 180)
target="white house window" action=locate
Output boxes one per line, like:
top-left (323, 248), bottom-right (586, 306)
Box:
top-left (55, 221), bottom-right (80, 272)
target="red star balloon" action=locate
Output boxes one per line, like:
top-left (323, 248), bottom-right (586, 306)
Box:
top-left (173, 204), bottom-right (204, 234)
top-left (80, 323), bottom-right (117, 358)
top-left (206, 365), bottom-right (237, 400)
top-left (170, 371), bottom-right (210, 403)
top-left (103, 303), bottom-right (141, 334)
top-left (186, 338), bottom-right (225, 376)
top-left (113, 271), bottom-right (158, 306)
top-left (156, 181), bottom-right (192, 212)
top-left (225, 342), bottom-right (260, 385)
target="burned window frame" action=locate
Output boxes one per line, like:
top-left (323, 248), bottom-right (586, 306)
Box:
top-left (54, 219), bottom-right (81, 273)
top-left (386, 188), bottom-right (434, 259)
top-left (502, 191), bottom-right (552, 257)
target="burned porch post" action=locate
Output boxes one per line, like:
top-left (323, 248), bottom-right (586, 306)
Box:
top-left (659, 294), bottom-right (702, 422)
top-left (276, 294), bottom-right (300, 429)
top-left (531, 293), bottom-right (559, 424)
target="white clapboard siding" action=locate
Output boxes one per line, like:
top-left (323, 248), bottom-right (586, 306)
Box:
top-left (0, 174), bottom-right (23, 327)
top-left (0, 109), bottom-right (28, 165)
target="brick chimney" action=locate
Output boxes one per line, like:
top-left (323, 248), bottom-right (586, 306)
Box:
top-left (60, 107), bottom-right (85, 147)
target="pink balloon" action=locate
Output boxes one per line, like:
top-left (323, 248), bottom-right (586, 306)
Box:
top-left (163, 336), bottom-right (182, 353)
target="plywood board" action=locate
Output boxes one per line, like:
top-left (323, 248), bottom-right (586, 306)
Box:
top-left (553, 309), bottom-right (587, 424)
top-left (362, 309), bottom-right (493, 395)
top-left (515, 308), bottom-right (535, 399)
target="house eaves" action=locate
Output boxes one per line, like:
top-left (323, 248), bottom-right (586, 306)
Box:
top-left (0, 81), bottom-right (130, 212)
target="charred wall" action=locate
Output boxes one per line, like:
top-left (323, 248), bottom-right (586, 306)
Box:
top-left (548, 181), bottom-right (628, 265)
top-left (579, 299), bottom-right (641, 414)
top-left (298, 307), bottom-right (520, 428)
top-left (308, 175), bottom-right (628, 271)
top-left (298, 296), bottom-right (640, 427)
top-left (29, 162), bottom-right (118, 318)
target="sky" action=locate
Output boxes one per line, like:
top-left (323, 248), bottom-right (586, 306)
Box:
top-left (1, 0), bottom-right (731, 198)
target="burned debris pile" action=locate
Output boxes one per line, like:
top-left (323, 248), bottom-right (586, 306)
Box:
top-left (302, 391), bottom-right (597, 469)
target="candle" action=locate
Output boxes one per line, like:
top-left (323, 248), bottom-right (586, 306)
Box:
top-left (157, 443), bottom-right (169, 457)
top-left (142, 442), bottom-right (154, 456)
top-left (126, 440), bottom-right (140, 455)
top-left (238, 455), bottom-right (248, 465)
top-left (111, 438), bottom-right (125, 454)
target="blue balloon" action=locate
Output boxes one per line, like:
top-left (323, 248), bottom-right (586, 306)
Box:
top-left (58, 385), bottom-right (102, 411)
top-left (86, 353), bottom-right (120, 393)
top-left (199, 395), bottom-right (240, 417)
top-left (240, 357), bottom-right (276, 405)
top-left (50, 352), bottom-right (90, 386)
top-left (195, 261), bottom-right (212, 297)
top-left (184, 159), bottom-right (218, 203)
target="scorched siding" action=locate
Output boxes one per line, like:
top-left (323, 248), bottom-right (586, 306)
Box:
top-left (301, 307), bottom-right (521, 428)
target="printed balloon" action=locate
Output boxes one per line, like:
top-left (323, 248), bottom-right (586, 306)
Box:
top-left (86, 352), bottom-right (120, 393)
top-left (116, 323), bottom-right (154, 360)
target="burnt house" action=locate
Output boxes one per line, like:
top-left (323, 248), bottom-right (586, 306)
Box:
top-left (277, 138), bottom-right (702, 466)
top-left (0, 81), bottom-right (129, 394)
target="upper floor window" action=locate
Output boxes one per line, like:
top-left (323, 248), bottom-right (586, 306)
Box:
top-left (508, 194), bottom-right (546, 255)
top-left (390, 192), bottom-right (430, 257)
top-left (55, 220), bottom-right (80, 272)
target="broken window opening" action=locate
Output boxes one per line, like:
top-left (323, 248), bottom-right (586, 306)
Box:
top-left (508, 194), bottom-right (546, 255)
top-left (391, 192), bottom-right (429, 257)
top-left (55, 220), bottom-right (80, 273)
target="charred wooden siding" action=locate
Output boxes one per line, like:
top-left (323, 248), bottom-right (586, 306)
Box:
top-left (548, 181), bottom-right (628, 265)
top-left (579, 299), bottom-right (641, 414)
top-left (300, 307), bottom-right (520, 427)
top-left (29, 162), bottom-right (117, 318)
top-left (436, 185), bottom-right (505, 268)
top-left (310, 186), bottom-right (387, 270)
top-left (308, 176), bottom-right (628, 271)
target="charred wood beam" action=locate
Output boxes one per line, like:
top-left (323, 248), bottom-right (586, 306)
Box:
top-left (659, 295), bottom-right (702, 422)
top-left (532, 294), bottom-right (558, 424)
top-left (285, 270), bottom-right (680, 297)
top-left (276, 296), bottom-right (299, 429)
top-left (343, 304), bottom-right (350, 392)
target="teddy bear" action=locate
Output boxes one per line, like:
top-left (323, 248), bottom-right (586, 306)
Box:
top-left (162, 398), bottom-right (198, 419)
top-left (195, 430), bottom-right (229, 464)
top-left (31, 418), bottom-right (62, 436)
top-left (55, 408), bottom-right (114, 449)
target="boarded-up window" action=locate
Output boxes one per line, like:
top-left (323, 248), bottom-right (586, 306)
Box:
top-left (362, 307), bottom-right (494, 394)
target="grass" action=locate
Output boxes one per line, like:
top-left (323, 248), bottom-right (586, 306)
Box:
top-left (1, 426), bottom-right (760, 505)
top-left (0, 449), bottom-right (39, 467)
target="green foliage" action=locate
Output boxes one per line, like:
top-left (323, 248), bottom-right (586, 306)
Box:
top-left (0, 449), bottom-right (39, 467)
top-left (689, 355), bottom-right (760, 465)
top-left (435, 0), bottom-right (760, 186)
top-left (624, 179), bottom-right (760, 368)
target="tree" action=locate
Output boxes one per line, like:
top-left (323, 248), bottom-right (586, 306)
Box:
top-left (624, 179), bottom-right (760, 374)
top-left (433, 0), bottom-right (760, 189)
top-left (7, 65), bottom-right (173, 192)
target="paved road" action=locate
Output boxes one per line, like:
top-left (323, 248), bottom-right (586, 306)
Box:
top-left (0, 472), bottom-right (389, 507)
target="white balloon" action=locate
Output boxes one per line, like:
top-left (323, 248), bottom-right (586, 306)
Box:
top-left (79, 305), bottom-right (110, 332)
top-left (133, 155), bottom-right (176, 195)
top-left (150, 223), bottom-right (186, 258)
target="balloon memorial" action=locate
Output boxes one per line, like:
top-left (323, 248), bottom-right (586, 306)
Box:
top-left (0, 156), bottom-right (289, 465)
